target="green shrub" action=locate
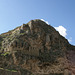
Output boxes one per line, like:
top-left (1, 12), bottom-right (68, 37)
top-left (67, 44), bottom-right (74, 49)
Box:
top-left (1, 52), bottom-right (10, 56)
top-left (6, 69), bottom-right (17, 72)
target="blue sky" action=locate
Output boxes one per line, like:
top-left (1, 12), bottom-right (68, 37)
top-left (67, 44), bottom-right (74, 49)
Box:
top-left (0, 0), bottom-right (75, 45)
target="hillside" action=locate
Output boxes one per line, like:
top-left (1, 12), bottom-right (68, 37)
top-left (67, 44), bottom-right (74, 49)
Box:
top-left (0, 19), bottom-right (75, 75)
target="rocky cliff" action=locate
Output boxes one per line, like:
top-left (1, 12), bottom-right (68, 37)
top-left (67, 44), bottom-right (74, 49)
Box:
top-left (0, 19), bottom-right (75, 75)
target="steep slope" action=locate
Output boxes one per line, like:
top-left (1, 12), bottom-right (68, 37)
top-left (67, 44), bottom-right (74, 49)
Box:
top-left (0, 19), bottom-right (75, 75)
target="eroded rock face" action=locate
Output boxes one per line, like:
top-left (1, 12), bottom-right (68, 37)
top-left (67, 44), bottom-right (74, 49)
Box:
top-left (0, 19), bottom-right (75, 75)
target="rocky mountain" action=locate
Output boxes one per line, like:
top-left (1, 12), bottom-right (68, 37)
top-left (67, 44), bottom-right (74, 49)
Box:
top-left (0, 19), bottom-right (75, 75)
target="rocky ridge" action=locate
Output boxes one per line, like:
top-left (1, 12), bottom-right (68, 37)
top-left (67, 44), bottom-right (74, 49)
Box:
top-left (0, 19), bottom-right (75, 75)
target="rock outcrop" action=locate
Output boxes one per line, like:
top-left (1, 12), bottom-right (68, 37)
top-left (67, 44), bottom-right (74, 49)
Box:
top-left (0, 19), bottom-right (75, 75)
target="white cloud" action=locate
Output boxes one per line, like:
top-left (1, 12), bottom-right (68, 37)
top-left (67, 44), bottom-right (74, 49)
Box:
top-left (68, 37), bottom-right (72, 42)
top-left (54, 26), bottom-right (73, 43)
top-left (41, 19), bottom-right (49, 25)
top-left (55, 26), bottom-right (67, 37)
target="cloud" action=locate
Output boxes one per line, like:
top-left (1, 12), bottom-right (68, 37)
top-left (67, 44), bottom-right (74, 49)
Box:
top-left (55, 26), bottom-right (67, 37)
top-left (55, 26), bottom-right (72, 43)
top-left (41, 19), bottom-right (49, 25)
top-left (68, 37), bottom-right (72, 42)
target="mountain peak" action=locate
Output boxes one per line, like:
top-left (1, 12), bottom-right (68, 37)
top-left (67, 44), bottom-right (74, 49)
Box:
top-left (0, 19), bottom-right (75, 75)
